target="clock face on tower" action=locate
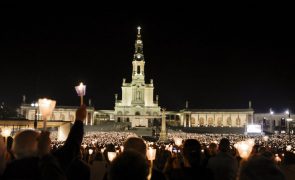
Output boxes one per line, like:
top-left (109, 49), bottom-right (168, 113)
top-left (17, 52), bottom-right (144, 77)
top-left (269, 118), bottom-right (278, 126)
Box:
top-left (136, 54), bottom-right (141, 60)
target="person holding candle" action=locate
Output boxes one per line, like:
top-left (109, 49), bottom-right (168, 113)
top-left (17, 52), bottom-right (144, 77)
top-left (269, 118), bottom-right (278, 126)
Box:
top-left (53, 105), bottom-right (90, 180)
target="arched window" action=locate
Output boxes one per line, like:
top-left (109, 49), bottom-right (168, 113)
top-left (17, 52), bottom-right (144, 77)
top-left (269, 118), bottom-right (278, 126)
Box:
top-left (199, 117), bottom-right (205, 126)
top-left (217, 117), bottom-right (223, 126)
top-left (137, 66), bottom-right (140, 74)
top-left (208, 117), bottom-right (214, 126)
top-left (191, 117), bottom-right (195, 125)
top-left (135, 112), bottom-right (140, 116)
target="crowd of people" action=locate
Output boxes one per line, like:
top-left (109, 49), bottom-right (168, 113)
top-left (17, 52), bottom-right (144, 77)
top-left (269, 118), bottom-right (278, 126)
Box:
top-left (0, 105), bottom-right (295, 179)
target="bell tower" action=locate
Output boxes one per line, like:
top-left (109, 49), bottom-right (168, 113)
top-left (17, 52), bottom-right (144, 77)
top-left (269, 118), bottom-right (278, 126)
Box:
top-left (114, 26), bottom-right (161, 127)
top-left (132, 26), bottom-right (145, 84)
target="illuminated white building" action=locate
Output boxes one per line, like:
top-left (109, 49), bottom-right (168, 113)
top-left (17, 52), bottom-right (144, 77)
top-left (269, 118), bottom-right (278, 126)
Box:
top-left (19, 104), bottom-right (95, 125)
top-left (180, 109), bottom-right (254, 127)
top-left (114, 26), bottom-right (161, 127)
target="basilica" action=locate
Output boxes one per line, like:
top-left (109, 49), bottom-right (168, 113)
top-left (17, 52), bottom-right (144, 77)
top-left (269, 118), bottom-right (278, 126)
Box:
top-left (17, 27), bottom-right (291, 132)
top-left (113, 27), bottom-right (161, 127)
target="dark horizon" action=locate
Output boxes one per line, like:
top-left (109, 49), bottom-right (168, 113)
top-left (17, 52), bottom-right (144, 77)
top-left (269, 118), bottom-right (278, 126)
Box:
top-left (1, 5), bottom-right (295, 113)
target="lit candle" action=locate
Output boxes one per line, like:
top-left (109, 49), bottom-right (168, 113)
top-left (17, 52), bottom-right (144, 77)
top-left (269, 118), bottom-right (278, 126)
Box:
top-left (1, 127), bottom-right (11, 137)
top-left (146, 147), bottom-right (156, 180)
top-left (89, 149), bottom-right (93, 155)
top-left (146, 147), bottom-right (157, 161)
top-left (275, 154), bottom-right (281, 163)
top-left (38, 98), bottom-right (56, 130)
top-left (75, 82), bottom-right (86, 106)
top-left (108, 152), bottom-right (117, 162)
top-left (234, 139), bottom-right (254, 159)
top-left (174, 137), bottom-right (183, 147)
top-left (1, 127), bottom-right (11, 147)
top-left (286, 145), bottom-right (292, 151)
top-left (82, 144), bottom-right (87, 149)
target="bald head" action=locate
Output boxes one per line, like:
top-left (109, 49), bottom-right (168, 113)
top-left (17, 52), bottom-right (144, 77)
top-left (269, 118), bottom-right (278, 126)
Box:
top-left (12, 130), bottom-right (39, 159)
top-left (123, 137), bottom-right (146, 156)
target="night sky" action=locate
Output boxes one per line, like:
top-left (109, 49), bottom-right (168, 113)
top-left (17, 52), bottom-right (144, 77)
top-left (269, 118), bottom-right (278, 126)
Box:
top-left (0, 4), bottom-right (295, 113)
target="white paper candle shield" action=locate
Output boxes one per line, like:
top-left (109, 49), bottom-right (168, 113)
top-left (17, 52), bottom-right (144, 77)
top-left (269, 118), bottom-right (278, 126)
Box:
top-left (147, 147), bottom-right (157, 161)
top-left (75, 82), bottom-right (86, 96)
top-left (286, 145), bottom-right (292, 151)
top-left (108, 152), bottom-right (117, 162)
top-left (82, 144), bottom-right (87, 149)
top-left (38, 98), bottom-right (56, 119)
top-left (234, 139), bottom-right (255, 159)
top-left (1, 128), bottom-right (11, 137)
top-left (89, 149), bottom-right (94, 155)
top-left (174, 137), bottom-right (183, 147)
top-left (38, 98), bottom-right (56, 129)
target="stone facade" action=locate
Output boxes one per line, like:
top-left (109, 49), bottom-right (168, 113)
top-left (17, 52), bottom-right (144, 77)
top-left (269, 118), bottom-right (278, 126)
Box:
top-left (179, 109), bottom-right (254, 128)
top-left (18, 104), bottom-right (95, 125)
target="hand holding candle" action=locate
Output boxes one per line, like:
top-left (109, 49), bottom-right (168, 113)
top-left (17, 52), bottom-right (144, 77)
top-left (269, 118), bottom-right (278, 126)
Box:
top-left (146, 147), bottom-right (157, 180)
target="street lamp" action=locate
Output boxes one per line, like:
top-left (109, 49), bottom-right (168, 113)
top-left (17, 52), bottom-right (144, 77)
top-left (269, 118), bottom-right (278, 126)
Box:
top-left (285, 109), bottom-right (293, 142)
top-left (270, 108), bottom-right (274, 115)
top-left (31, 102), bottom-right (39, 129)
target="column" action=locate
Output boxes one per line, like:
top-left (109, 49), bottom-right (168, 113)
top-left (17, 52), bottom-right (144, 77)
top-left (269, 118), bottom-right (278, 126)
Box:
top-left (159, 108), bottom-right (168, 142)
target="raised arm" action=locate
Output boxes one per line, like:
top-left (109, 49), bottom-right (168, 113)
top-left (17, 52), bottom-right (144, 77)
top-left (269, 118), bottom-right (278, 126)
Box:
top-left (64, 105), bottom-right (86, 148)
